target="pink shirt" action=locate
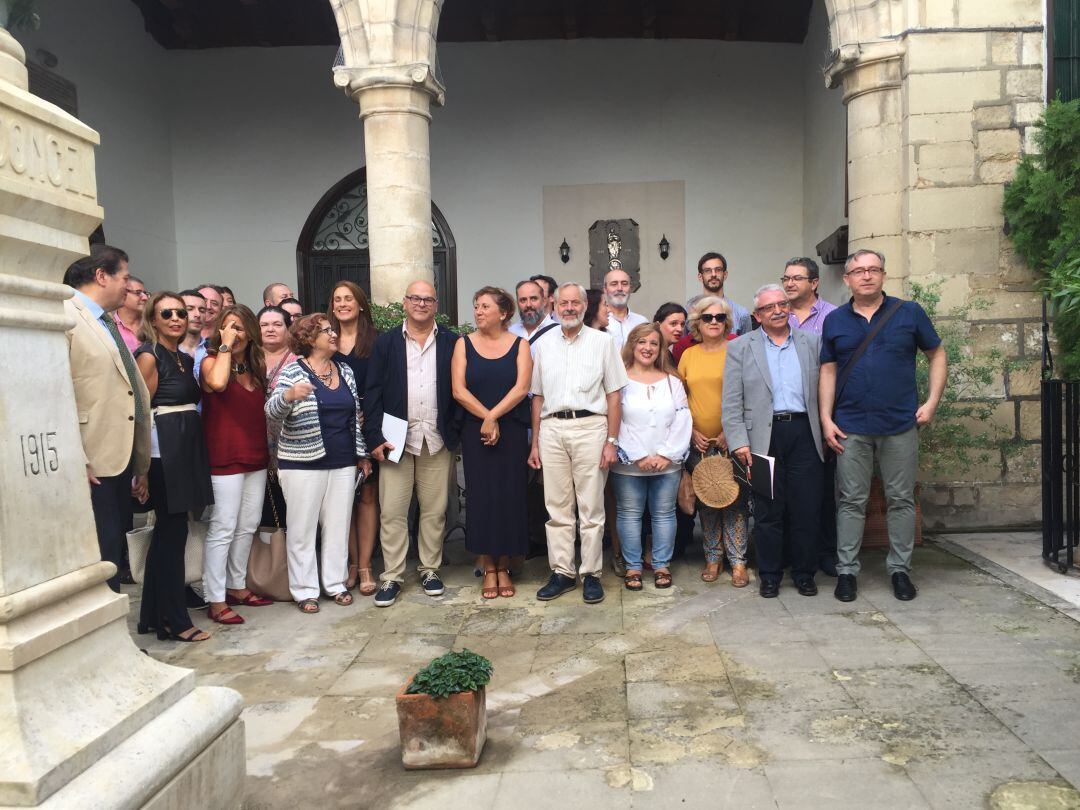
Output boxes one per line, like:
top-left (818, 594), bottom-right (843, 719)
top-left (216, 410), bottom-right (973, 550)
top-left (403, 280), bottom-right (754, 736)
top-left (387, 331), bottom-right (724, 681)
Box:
top-left (113, 312), bottom-right (141, 352)
top-left (403, 323), bottom-right (443, 456)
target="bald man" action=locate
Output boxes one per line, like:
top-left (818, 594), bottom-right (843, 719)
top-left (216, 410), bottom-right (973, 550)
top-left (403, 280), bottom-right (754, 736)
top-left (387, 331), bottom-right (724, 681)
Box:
top-left (604, 266), bottom-right (647, 349)
top-left (363, 281), bottom-right (463, 607)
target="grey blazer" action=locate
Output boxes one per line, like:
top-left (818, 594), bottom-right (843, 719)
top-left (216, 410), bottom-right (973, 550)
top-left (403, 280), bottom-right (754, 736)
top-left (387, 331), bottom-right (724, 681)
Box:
top-left (721, 328), bottom-right (824, 462)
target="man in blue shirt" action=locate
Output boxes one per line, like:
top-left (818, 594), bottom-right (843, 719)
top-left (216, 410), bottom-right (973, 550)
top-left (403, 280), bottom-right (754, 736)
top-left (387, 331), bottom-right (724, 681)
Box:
top-left (723, 284), bottom-right (825, 598)
top-left (819, 249), bottom-right (947, 603)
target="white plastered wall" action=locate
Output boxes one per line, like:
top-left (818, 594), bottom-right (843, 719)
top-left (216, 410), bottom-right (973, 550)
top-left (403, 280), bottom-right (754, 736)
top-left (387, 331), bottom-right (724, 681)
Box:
top-left (14, 1), bottom-right (847, 322)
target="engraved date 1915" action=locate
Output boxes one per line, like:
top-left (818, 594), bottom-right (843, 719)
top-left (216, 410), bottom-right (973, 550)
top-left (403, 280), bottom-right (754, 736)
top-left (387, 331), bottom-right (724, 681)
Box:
top-left (20, 431), bottom-right (59, 476)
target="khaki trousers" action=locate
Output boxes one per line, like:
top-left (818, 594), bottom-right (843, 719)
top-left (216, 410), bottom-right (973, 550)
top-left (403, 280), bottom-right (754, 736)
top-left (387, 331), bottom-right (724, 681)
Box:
top-left (378, 443), bottom-right (453, 584)
top-left (538, 415), bottom-right (608, 579)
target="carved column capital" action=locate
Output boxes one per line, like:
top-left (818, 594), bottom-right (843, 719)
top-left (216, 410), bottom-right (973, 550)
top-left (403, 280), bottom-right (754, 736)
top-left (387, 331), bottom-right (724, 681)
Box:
top-left (825, 40), bottom-right (905, 104)
top-left (332, 62), bottom-right (445, 114)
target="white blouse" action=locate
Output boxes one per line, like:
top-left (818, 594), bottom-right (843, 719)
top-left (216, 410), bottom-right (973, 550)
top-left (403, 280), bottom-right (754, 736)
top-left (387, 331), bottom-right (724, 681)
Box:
top-left (615, 375), bottom-right (693, 476)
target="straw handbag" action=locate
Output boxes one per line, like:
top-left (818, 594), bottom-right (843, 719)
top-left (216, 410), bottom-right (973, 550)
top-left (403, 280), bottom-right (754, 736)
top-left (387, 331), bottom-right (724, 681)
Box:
top-left (691, 453), bottom-right (741, 509)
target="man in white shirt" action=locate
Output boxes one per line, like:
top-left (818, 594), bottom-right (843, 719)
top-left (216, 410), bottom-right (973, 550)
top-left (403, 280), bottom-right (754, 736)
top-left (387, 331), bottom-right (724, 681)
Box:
top-left (529, 283), bottom-right (629, 604)
top-left (509, 279), bottom-right (558, 345)
top-left (604, 265), bottom-right (648, 349)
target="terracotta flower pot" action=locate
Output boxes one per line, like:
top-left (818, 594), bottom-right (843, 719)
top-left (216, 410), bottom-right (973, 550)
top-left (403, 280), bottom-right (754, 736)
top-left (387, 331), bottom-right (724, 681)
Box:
top-left (395, 680), bottom-right (487, 770)
top-left (861, 477), bottom-right (923, 549)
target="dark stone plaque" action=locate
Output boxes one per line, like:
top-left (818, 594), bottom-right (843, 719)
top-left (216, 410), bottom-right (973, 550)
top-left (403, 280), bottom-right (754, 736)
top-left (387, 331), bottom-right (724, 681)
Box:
top-left (589, 219), bottom-right (640, 291)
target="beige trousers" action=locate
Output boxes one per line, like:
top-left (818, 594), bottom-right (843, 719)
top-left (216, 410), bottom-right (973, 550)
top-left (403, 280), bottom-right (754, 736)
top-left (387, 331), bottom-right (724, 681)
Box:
top-left (538, 415), bottom-right (608, 579)
top-left (378, 442), bottom-right (453, 584)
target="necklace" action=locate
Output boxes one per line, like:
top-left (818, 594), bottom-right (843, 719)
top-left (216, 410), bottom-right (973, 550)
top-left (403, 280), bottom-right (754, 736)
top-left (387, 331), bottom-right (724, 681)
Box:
top-left (162, 345), bottom-right (185, 372)
top-left (231, 361), bottom-right (248, 376)
top-left (306, 359), bottom-right (334, 384)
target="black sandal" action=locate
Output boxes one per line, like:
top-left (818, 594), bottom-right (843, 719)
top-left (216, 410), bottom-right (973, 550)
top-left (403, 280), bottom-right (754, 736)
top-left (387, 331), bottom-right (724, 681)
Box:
top-left (333, 591), bottom-right (354, 606)
top-left (297, 598), bottom-right (320, 613)
top-left (624, 572), bottom-right (644, 591)
top-left (654, 570), bottom-right (673, 589)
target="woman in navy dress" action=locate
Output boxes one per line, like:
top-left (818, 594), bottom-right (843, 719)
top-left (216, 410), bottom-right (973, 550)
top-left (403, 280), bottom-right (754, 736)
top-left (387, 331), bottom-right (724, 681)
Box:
top-left (451, 287), bottom-right (533, 598)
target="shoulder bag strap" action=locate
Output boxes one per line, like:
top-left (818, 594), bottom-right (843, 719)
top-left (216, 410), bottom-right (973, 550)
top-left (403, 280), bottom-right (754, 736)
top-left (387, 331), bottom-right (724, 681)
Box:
top-left (833, 298), bottom-right (903, 406)
top-left (529, 322), bottom-right (558, 345)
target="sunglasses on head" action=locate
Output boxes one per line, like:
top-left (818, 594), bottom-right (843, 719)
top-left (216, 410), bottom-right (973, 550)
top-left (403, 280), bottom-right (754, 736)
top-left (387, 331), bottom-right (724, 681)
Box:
top-left (158, 308), bottom-right (189, 320)
top-left (700, 313), bottom-right (727, 324)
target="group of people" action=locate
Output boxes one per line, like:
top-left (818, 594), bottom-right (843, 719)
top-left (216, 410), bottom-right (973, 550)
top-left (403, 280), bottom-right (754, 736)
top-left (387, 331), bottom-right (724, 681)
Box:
top-left (65, 242), bottom-right (945, 642)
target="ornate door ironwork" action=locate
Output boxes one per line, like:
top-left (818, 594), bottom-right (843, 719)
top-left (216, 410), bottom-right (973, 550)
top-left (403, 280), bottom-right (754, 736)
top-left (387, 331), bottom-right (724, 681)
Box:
top-left (297, 168), bottom-right (458, 322)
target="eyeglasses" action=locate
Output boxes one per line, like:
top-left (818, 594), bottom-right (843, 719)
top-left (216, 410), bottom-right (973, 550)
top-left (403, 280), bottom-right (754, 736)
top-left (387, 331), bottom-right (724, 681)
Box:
top-left (158, 308), bottom-right (189, 320)
top-left (699, 313), bottom-right (727, 324)
top-left (405, 295), bottom-right (437, 306)
top-left (699, 266), bottom-right (727, 275)
top-left (781, 275), bottom-right (810, 283)
top-left (318, 326), bottom-right (337, 336)
top-left (127, 288), bottom-right (149, 298)
top-left (845, 266), bottom-right (884, 278)
top-left (754, 301), bottom-right (791, 314)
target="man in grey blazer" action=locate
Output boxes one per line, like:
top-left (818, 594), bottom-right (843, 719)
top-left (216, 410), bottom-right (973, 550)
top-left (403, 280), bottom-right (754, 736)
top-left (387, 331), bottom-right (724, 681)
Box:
top-left (722, 284), bottom-right (825, 598)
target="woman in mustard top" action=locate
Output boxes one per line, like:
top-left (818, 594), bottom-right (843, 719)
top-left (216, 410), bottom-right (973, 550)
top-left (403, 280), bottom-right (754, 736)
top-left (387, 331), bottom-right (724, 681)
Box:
top-left (678, 297), bottom-right (750, 586)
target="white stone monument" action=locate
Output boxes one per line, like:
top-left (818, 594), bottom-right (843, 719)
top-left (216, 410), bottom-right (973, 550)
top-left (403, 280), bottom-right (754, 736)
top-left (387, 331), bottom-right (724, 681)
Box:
top-left (0, 23), bottom-right (245, 809)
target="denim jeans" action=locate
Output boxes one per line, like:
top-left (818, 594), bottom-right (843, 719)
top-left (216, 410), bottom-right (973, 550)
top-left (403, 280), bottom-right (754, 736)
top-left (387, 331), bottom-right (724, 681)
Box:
top-left (610, 470), bottom-right (681, 570)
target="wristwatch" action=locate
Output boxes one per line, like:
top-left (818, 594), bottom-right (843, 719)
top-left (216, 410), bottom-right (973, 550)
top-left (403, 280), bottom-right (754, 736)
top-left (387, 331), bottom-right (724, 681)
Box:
top-left (219, 344), bottom-right (232, 353)
top-left (606, 436), bottom-right (618, 446)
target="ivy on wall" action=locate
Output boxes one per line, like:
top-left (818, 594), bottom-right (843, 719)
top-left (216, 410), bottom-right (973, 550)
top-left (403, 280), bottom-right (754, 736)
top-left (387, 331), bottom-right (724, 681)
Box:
top-left (1003, 98), bottom-right (1080, 380)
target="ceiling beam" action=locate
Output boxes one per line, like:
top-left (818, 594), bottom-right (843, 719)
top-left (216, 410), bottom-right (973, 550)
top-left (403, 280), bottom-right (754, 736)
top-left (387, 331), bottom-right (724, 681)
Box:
top-left (562, 0), bottom-right (579, 39)
top-left (157, 0), bottom-right (194, 45)
top-left (640, 0), bottom-right (656, 38)
top-left (480, 3), bottom-right (499, 42)
top-left (239, 0), bottom-right (272, 47)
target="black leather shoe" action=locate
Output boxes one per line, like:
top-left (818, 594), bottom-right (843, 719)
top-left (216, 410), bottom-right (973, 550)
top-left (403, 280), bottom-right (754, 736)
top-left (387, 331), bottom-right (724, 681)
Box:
top-left (891, 572), bottom-right (918, 601)
top-left (582, 575), bottom-right (605, 604)
top-left (834, 574), bottom-right (857, 602)
top-left (536, 573), bottom-right (577, 601)
top-left (759, 579), bottom-right (780, 598)
top-left (795, 578), bottom-right (818, 597)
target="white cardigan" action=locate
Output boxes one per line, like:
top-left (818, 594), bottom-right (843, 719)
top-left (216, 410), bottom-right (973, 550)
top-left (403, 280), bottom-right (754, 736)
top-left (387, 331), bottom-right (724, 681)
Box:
top-left (614, 374), bottom-right (692, 476)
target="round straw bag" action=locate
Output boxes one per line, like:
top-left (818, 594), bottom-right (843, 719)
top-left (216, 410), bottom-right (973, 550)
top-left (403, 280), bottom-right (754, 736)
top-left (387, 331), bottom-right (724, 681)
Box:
top-left (691, 453), bottom-right (740, 509)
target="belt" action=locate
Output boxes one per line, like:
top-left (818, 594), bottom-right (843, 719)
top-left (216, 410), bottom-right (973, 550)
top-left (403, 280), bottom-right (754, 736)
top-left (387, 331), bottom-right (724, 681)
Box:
top-left (547, 409), bottom-right (598, 420)
top-left (152, 404), bottom-right (197, 417)
top-left (773, 412), bottom-right (808, 422)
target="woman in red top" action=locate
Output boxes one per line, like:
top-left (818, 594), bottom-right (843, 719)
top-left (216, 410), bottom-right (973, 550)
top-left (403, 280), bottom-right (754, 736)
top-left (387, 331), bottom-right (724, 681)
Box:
top-left (200, 305), bottom-right (272, 624)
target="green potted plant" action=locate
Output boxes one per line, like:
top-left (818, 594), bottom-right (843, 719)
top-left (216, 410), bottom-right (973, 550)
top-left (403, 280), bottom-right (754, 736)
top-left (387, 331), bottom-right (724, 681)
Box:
top-left (396, 649), bottom-right (493, 770)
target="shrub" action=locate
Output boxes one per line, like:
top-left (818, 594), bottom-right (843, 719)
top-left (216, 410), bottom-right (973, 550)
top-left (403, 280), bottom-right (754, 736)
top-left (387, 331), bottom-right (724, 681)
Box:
top-left (371, 301), bottom-right (473, 335)
top-left (405, 649), bottom-right (493, 699)
top-left (1002, 98), bottom-right (1080, 379)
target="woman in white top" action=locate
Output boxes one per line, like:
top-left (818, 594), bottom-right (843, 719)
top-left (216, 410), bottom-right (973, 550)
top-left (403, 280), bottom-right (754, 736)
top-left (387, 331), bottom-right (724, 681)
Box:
top-left (611, 323), bottom-right (692, 590)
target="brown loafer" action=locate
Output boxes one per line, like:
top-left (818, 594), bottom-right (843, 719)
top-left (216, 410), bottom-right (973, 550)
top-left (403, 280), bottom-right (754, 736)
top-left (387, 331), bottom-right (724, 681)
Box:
top-left (731, 564), bottom-right (749, 588)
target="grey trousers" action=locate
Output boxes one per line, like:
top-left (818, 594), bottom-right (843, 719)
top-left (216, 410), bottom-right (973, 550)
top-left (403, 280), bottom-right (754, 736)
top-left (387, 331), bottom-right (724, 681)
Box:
top-left (835, 427), bottom-right (918, 576)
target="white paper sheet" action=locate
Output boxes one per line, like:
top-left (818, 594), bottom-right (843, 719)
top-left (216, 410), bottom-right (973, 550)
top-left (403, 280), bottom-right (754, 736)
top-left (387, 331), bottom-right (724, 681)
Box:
top-left (382, 414), bottom-right (408, 463)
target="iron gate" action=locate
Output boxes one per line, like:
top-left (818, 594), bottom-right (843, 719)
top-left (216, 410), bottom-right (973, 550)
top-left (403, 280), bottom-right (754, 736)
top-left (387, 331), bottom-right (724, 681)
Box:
top-left (1042, 379), bottom-right (1080, 571)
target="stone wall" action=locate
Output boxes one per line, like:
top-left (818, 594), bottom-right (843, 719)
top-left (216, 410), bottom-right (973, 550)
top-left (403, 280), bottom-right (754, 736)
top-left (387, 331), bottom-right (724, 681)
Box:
top-left (827, 0), bottom-right (1046, 529)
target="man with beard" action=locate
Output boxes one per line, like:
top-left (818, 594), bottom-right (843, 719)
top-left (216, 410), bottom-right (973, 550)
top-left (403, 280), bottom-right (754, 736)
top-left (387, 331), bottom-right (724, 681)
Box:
top-left (510, 279), bottom-right (557, 343)
top-left (529, 274), bottom-right (558, 318)
top-left (528, 283), bottom-right (628, 604)
top-left (604, 264), bottom-right (648, 349)
top-left (674, 252), bottom-right (753, 362)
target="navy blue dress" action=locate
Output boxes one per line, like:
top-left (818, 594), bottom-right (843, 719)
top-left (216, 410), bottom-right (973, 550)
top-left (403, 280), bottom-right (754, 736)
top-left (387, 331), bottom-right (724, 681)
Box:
top-left (462, 336), bottom-right (528, 557)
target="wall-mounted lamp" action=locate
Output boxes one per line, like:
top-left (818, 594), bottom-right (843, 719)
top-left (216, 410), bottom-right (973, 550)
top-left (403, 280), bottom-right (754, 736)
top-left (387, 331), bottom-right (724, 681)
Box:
top-left (559, 238), bottom-right (570, 264)
top-left (658, 234), bottom-right (670, 261)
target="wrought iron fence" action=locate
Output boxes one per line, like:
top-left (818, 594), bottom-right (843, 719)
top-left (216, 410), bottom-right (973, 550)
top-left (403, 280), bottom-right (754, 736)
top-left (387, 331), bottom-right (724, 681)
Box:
top-left (1042, 378), bottom-right (1080, 571)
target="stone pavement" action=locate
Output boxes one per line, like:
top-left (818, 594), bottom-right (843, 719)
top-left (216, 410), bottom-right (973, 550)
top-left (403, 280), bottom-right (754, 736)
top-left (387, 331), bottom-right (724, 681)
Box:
top-left (127, 540), bottom-right (1080, 809)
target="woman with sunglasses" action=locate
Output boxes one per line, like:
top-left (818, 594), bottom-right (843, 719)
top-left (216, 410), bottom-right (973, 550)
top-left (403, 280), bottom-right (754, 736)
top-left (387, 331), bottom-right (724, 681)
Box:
top-left (678, 296), bottom-right (750, 587)
top-left (134, 292), bottom-right (215, 642)
top-left (200, 305), bottom-right (272, 625)
top-left (265, 313), bottom-right (371, 614)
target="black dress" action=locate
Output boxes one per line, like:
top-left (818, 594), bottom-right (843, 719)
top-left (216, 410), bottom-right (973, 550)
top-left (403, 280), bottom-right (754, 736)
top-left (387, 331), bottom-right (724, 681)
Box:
top-left (462, 336), bottom-right (528, 557)
top-left (135, 343), bottom-right (213, 639)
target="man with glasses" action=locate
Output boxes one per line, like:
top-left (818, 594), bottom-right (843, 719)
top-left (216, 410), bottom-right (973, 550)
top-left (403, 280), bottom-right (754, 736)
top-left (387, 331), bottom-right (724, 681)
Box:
top-left (819, 249), bottom-right (946, 603)
top-left (113, 276), bottom-right (148, 351)
top-left (723, 284), bottom-right (824, 598)
top-left (783, 257), bottom-right (836, 335)
top-left (783, 257), bottom-right (840, 575)
top-left (364, 281), bottom-right (463, 607)
top-left (686, 252), bottom-right (752, 335)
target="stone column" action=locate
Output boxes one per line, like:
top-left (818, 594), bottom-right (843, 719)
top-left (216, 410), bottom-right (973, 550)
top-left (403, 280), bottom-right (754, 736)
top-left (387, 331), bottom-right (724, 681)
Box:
top-left (828, 41), bottom-right (907, 291)
top-left (0, 24), bottom-right (245, 808)
top-left (330, 0), bottom-right (445, 305)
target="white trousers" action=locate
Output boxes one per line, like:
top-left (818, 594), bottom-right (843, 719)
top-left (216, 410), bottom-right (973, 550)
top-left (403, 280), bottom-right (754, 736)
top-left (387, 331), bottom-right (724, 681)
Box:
top-left (278, 466), bottom-right (355, 601)
top-left (203, 469), bottom-right (268, 603)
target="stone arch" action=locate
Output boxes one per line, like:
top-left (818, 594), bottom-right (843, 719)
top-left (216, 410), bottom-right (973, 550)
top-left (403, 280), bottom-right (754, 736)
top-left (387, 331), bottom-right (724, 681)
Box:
top-left (821, 0), bottom-right (907, 52)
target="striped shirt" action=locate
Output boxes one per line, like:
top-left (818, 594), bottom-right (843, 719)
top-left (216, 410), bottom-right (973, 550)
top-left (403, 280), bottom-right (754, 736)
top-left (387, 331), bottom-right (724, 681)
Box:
top-left (265, 359), bottom-right (367, 463)
top-left (530, 325), bottom-right (628, 417)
